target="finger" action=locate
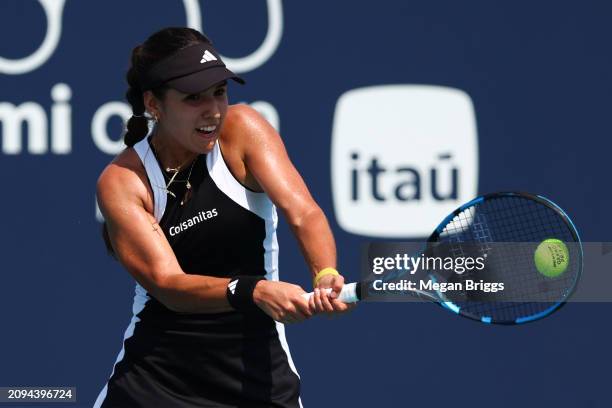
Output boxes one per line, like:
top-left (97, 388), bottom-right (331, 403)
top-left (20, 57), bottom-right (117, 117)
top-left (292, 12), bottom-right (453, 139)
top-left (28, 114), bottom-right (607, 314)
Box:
top-left (319, 288), bottom-right (335, 313)
top-left (313, 288), bottom-right (324, 313)
top-left (295, 299), bottom-right (313, 319)
top-left (308, 290), bottom-right (316, 313)
top-left (329, 275), bottom-right (345, 299)
top-left (293, 294), bottom-right (313, 318)
top-left (330, 298), bottom-right (352, 313)
top-left (287, 301), bottom-right (308, 322)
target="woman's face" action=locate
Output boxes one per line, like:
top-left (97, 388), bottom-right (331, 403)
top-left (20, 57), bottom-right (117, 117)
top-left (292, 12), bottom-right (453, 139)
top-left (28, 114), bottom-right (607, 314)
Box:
top-left (154, 80), bottom-right (229, 154)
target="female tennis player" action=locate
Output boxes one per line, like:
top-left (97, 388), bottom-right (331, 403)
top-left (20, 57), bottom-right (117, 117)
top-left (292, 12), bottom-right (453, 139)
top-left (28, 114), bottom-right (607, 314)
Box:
top-left (93, 27), bottom-right (351, 408)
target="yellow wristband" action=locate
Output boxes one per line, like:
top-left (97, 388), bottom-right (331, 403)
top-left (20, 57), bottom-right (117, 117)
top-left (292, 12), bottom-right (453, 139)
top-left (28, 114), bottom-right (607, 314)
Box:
top-left (313, 267), bottom-right (340, 287)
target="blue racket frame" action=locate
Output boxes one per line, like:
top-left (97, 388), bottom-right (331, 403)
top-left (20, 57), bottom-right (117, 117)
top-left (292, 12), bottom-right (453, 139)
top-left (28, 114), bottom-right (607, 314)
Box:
top-left (428, 192), bottom-right (583, 325)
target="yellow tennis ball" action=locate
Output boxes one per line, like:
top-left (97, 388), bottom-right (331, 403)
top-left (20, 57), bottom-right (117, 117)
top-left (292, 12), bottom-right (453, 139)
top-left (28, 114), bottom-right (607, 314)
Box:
top-left (534, 239), bottom-right (569, 277)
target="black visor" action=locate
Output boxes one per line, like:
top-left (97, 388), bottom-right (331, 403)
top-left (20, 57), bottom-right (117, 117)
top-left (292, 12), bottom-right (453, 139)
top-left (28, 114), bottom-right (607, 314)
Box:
top-left (140, 43), bottom-right (245, 93)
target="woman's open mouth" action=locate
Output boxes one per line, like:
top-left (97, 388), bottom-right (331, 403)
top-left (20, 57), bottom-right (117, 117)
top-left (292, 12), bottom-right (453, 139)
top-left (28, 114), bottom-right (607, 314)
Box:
top-left (196, 125), bottom-right (217, 135)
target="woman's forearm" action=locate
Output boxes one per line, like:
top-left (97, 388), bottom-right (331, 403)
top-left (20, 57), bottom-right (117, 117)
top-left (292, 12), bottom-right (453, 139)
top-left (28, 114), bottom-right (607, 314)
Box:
top-left (287, 206), bottom-right (337, 279)
top-left (153, 274), bottom-right (233, 313)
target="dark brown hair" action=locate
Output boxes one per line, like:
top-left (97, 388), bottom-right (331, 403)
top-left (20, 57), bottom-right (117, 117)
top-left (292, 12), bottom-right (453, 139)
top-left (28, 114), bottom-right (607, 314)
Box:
top-left (103, 27), bottom-right (211, 257)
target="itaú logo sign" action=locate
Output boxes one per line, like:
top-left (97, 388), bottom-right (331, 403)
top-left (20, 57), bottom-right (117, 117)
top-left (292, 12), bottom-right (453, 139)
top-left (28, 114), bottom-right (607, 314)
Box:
top-left (331, 85), bottom-right (479, 238)
top-left (0, 0), bottom-right (283, 155)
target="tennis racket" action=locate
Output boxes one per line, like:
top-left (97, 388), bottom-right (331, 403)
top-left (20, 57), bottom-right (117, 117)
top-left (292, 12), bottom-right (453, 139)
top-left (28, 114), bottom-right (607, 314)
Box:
top-left (305, 192), bottom-right (582, 325)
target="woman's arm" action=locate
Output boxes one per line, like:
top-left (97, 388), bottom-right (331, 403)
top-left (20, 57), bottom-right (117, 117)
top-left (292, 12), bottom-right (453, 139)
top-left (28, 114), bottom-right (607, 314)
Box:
top-left (228, 105), bottom-right (352, 314)
top-left (97, 151), bottom-right (312, 321)
top-left (228, 105), bottom-right (336, 276)
top-left (97, 154), bottom-right (231, 313)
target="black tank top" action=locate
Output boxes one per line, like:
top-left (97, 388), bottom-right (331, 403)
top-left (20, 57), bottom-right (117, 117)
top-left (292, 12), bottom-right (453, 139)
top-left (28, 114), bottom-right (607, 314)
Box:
top-left (138, 135), bottom-right (282, 318)
top-left (154, 144), bottom-right (266, 278)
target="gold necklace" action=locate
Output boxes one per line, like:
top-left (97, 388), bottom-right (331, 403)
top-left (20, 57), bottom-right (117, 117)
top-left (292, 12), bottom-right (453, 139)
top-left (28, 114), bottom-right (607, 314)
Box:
top-left (150, 136), bottom-right (198, 206)
top-left (163, 157), bottom-right (198, 206)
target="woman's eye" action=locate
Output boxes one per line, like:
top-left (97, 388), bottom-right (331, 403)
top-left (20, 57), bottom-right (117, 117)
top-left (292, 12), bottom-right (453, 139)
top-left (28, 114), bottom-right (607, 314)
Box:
top-left (215, 88), bottom-right (226, 97)
top-left (186, 94), bottom-right (201, 101)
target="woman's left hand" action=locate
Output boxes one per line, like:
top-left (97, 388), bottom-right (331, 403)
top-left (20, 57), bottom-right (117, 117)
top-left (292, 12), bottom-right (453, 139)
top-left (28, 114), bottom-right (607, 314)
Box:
top-left (309, 274), bottom-right (356, 317)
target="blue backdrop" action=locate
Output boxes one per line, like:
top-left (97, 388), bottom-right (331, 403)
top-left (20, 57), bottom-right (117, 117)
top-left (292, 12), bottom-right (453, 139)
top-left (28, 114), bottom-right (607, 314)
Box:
top-left (0, 1), bottom-right (610, 407)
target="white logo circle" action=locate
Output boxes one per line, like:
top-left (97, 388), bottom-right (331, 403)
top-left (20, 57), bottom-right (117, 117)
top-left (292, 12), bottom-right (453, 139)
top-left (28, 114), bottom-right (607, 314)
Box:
top-left (0, 0), bottom-right (67, 75)
top-left (0, 0), bottom-right (283, 75)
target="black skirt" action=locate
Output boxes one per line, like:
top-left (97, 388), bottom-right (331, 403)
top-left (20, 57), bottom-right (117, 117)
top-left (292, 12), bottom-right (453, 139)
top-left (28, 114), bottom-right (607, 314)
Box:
top-left (97, 300), bottom-right (301, 408)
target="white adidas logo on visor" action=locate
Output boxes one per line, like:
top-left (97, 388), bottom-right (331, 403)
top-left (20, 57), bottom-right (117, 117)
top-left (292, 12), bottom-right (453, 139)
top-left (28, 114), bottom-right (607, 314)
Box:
top-left (200, 50), bottom-right (218, 64)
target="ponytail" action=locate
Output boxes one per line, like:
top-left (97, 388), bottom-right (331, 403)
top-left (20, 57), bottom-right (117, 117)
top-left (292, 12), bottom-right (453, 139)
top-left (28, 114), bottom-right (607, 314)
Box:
top-left (123, 46), bottom-right (151, 147)
top-left (123, 89), bottom-right (149, 147)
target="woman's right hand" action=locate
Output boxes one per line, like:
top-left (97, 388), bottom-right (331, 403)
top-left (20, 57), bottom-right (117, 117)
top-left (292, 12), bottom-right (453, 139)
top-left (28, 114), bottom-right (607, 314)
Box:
top-left (253, 280), bottom-right (313, 324)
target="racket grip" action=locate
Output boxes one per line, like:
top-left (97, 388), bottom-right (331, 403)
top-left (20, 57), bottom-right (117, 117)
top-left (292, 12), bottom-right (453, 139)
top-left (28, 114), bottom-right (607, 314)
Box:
top-left (301, 282), bottom-right (359, 303)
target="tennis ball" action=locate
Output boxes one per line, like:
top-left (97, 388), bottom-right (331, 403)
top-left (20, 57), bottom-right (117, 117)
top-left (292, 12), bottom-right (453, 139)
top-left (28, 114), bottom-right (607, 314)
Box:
top-left (534, 239), bottom-right (569, 278)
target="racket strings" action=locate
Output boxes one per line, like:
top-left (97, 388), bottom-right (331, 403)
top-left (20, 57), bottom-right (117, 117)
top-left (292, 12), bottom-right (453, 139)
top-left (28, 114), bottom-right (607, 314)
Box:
top-left (435, 195), bottom-right (580, 322)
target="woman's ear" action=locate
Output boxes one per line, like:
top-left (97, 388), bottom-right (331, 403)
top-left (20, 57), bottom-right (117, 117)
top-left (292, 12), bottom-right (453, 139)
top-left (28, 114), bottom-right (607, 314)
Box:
top-left (143, 90), bottom-right (160, 120)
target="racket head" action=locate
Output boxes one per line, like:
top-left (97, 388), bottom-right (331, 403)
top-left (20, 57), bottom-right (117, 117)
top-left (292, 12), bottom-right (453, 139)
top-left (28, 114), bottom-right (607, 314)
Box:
top-left (425, 192), bottom-right (582, 325)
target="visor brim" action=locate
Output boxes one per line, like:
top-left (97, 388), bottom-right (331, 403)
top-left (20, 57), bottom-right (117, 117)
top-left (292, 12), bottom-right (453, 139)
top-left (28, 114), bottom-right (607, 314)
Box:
top-left (165, 66), bottom-right (245, 94)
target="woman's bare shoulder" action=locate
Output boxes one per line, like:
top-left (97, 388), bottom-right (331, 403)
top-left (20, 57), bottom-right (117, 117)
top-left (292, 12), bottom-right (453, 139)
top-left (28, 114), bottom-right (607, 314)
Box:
top-left (224, 103), bottom-right (268, 133)
top-left (222, 104), bottom-right (281, 151)
top-left (97, 147), bottom-right (152, 208)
